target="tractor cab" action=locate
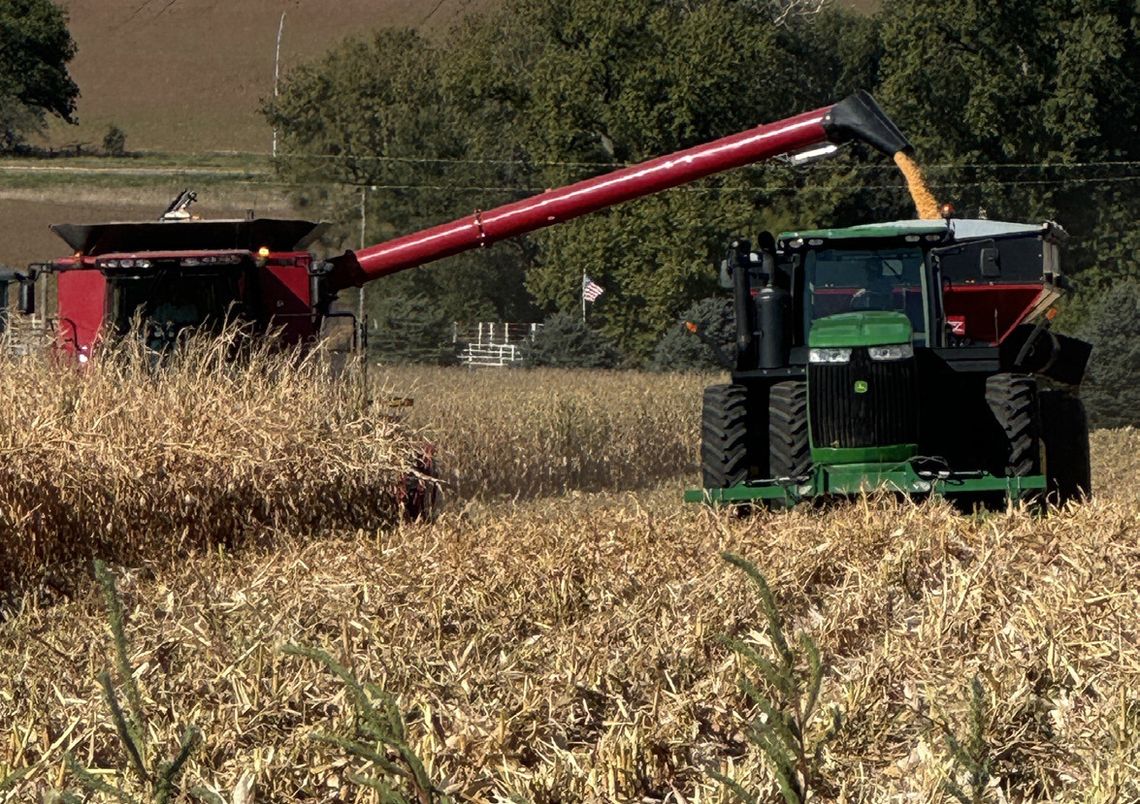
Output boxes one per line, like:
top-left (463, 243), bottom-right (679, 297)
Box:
top-left (36, 208), bottom-right (327, 358)
top-left (777, 218), bottom-right (1066, 352)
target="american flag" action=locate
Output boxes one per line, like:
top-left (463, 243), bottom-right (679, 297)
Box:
top-left (582, 275), bottom-right (605, 302)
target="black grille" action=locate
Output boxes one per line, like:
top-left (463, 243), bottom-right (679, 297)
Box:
top-left (809, 349), bottom-right (918, 449)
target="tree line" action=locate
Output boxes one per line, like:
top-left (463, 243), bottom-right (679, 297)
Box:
top-left (265, 0), bottom-right (1138, 361)
top-left (5, 0), bottom-right (1137, 423)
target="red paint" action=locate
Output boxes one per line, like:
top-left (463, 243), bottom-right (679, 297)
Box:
top-left (942, 284), bottom-right (1044, 344)
top-left (57, 270), bottom-right (107, 355)
top-left (261, 255), bottom-right (315, 343)
top-left (331, 106), bottom-right (835, 290)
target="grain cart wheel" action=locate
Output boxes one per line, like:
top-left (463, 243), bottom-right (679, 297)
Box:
top-left (769, 380), bottom-right (811, 480)
top-left (700, 384), bottom-right (754, 489)
top-left (981, 373), bottom-right (1040, 509)
top-left (1039, 390), bottom-right (1092, 503)
top-left (985, 373), bottom-right (1041, 477)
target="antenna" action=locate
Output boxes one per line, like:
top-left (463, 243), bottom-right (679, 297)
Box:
top-left (161, 189), bottom-right (198, 220)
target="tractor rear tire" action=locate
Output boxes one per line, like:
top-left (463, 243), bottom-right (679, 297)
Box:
top-left (769, 381), bottom-right (811, 480)
top-left (700, 384), bottom-right (754, 489)
top-left (1039, 390), bottom-right (1092, 503)
top-left (985, 373), bottom-right (1040, 478)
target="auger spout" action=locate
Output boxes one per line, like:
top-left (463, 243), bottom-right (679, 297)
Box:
top-left (324, 91), bottom-right (911, 292)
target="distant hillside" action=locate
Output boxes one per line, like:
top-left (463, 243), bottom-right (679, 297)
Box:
top-left (43, 0), bottom-right (879, 156)
top-left (44, 0), bottom-right (491, 154)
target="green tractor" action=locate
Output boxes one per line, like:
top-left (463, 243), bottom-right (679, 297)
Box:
top-left (687, 217), bottom-right (1093, 509)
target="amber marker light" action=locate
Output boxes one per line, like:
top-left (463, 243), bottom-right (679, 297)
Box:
top-left (940, 203), bottom-right (955, 220)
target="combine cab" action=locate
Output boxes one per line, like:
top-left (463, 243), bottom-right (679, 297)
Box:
top-left (688, 217), bottom-right (1093, 508)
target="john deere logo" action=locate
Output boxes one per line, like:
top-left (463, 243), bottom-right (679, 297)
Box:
top-left (854, 380), bottom-right (869, 394)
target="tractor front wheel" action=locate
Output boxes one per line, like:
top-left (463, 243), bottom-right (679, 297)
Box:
top-left (769, 381), bottom-right (811, 480)
top-left (700, 384), bottom-right (754, 489)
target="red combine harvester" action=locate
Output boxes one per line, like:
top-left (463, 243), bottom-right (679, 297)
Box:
top-left (25, 92), bottom-right (911, 358)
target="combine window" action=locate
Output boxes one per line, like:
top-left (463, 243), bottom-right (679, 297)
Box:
top-left (804, 246), bottom-right (929, 344)
top-left (107, 269), bottom-right (244, 348)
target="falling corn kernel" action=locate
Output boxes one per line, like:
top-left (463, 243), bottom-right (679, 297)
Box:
top-left (893, 151), bottom-right (942, 220)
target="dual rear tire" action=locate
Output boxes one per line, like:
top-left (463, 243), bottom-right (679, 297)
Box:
top-left (699, 381), bottom-right (810, 496)
top-left (699, 384), bottom-right (753, 489)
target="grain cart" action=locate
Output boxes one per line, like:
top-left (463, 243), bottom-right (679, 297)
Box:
top-left (24, 92), bottom-right (912, 359)
top-left (686, 217), bottom-right (1093, 509)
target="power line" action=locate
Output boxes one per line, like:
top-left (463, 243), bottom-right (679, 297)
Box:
top-left (188, 174), bottom-right (1140, 194)
top-left (150, 148), bottom-right (1140, 172)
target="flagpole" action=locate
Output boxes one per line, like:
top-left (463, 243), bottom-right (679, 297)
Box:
top-left (582, 270), bottom-right (586, 322)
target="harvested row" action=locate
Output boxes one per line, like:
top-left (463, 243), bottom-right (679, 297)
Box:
top-left (0, 430), bottom-right (1136, 801)
top-left (0, 335), bottom-right (419, 600)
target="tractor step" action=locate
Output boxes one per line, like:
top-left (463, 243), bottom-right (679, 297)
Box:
top-left (685, 463), bottom-right (1045, 505)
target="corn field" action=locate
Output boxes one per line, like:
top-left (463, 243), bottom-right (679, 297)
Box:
top-left (374, 365), bottom-right (707, 501)
top-left (1, 352), bottom-right (1138, 802)
top-left (0, 336), bottom-right (418, 598)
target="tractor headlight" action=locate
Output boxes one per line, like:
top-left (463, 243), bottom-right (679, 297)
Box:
top-left (809, 347), bottom-right (852, 364)
top-left (867, 344), bottom-right (914, 361)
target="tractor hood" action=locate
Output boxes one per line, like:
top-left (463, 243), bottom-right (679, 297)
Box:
top-left (808, 311), bottom-right (913, 348)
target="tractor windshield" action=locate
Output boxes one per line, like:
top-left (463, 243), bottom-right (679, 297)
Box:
top-left (804, 246), bottom-right (928, 344)
top-left (108, 269), bottom-right (244, 349)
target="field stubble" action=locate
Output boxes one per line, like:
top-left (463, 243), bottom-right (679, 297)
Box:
top-left (0, 357), bottom-right (1137, 802)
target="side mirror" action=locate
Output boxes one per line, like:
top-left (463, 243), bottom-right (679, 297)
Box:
top-left (17, 276), bottom-right (35, 315)
top-left (979, 246), bottom-right (1000, 278)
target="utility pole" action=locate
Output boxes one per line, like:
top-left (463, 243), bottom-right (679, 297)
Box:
top-left (359, 187), bottom-right (368, 363)
top-left (271, 11), bottom-right (286, 158)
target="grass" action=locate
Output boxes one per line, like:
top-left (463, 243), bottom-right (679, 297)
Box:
top-left (0, 359), bottom-right (1137, 801)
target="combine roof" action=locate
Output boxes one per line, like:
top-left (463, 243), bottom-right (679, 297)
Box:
top-left (778, 219), bottom-right (1060, 244)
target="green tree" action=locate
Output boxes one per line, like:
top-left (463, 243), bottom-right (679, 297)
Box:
top-left (651, 295), bottom-right (734, 372)
top-left (522, 311), bottom-right (619, 368)
top-left (367, 293), bottom-right (458, 365)
top-left (0, 0), bottom-right (79, 151)
top-left (480, 0), bottom-right (883, 357)
top-left (267, 27), bottom-right (538, 333)
top-left (873, 0), bottom-right (1140, 306)
top-left (102, 124), bottom-right (127, 157)
top-left (1077, 281), bottom-right (1140, 428)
